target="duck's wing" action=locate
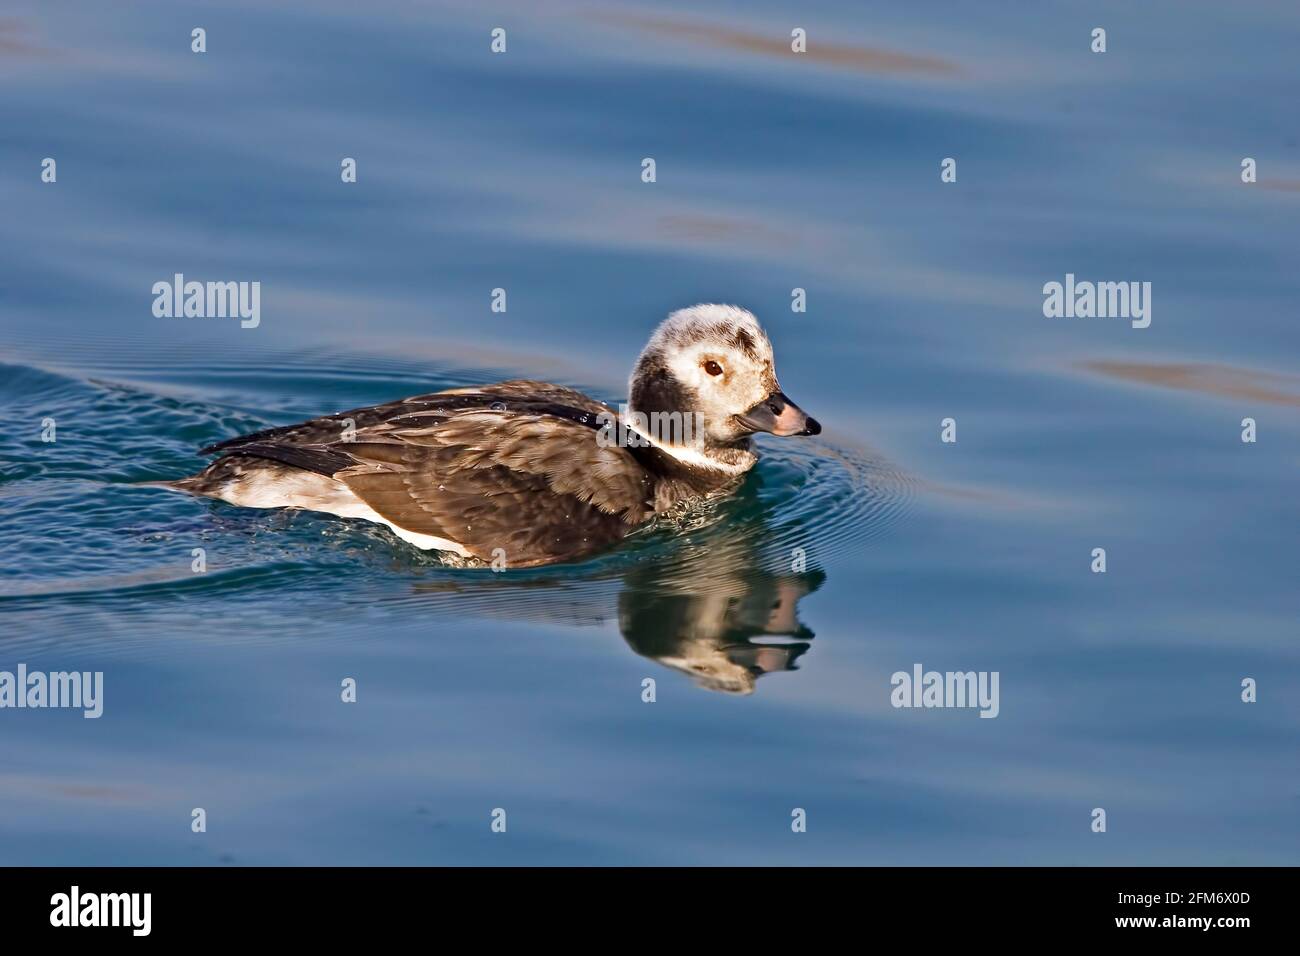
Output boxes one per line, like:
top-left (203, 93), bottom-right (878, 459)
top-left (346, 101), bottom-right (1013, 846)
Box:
top-left (342, 418), bottom-right (651, 565)
top-left (200, 381), bottom-right (610, 454)
top-left (202, 382), bottom-right (653, 566)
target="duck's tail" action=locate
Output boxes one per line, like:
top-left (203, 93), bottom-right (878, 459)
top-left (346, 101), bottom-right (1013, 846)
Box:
top-left (134, 477), bottom-right (198, 493)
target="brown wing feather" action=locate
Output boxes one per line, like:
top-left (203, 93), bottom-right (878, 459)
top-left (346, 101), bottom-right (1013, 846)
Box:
top-left (199, 380), bottom-right (652, 565)
top-left (202, 380), bottom-right (612, 454)
top-left (338, 413), bottom-right (652, 566)
top-left (344, 452), bottom-right (637, 567)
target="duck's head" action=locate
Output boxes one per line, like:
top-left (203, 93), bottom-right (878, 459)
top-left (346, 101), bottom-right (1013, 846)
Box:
top-left (627, 304), bottom-right (820, 474)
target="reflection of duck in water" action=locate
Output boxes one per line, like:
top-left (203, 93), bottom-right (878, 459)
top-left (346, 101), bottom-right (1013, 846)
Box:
top-left (616, 461), bottom-right (827, 694)
top-left (618, 563), bottom-right (825, 695)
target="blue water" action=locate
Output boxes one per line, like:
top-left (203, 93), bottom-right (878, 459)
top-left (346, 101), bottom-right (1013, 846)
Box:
top-left (1, 0), bottom-right (1297, 865)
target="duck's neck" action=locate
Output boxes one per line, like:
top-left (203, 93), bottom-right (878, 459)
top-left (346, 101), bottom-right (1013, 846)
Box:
top-left (640, 435), bottom-right (755, 477)
top-left (623, 432), bottom-right (756, 508)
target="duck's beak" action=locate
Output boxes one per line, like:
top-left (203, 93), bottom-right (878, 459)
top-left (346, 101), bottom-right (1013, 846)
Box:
top-left (736, 391), bottom-right (821, 437)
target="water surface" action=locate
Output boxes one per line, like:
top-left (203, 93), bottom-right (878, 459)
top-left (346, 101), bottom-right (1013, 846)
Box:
top-left (1, 0), bottom-right (1297, 865)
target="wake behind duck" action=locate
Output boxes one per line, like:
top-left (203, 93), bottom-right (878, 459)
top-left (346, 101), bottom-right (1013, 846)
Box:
top-left (157, 304), bottom-right (820, 567)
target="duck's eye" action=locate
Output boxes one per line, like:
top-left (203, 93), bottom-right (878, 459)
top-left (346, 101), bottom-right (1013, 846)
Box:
top-left (703, 360), bottom-right (724, 377)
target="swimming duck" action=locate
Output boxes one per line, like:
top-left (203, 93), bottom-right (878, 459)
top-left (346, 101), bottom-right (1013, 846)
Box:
top-left (164, 304), bottom-right (820, 567)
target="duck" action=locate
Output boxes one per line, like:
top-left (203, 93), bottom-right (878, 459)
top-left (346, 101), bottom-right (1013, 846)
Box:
top-left (162, 304), bottom-right (820, 567)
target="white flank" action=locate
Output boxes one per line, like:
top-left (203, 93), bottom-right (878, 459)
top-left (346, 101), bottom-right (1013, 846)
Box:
top-left (213, 470), bottom-right (470, 555)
